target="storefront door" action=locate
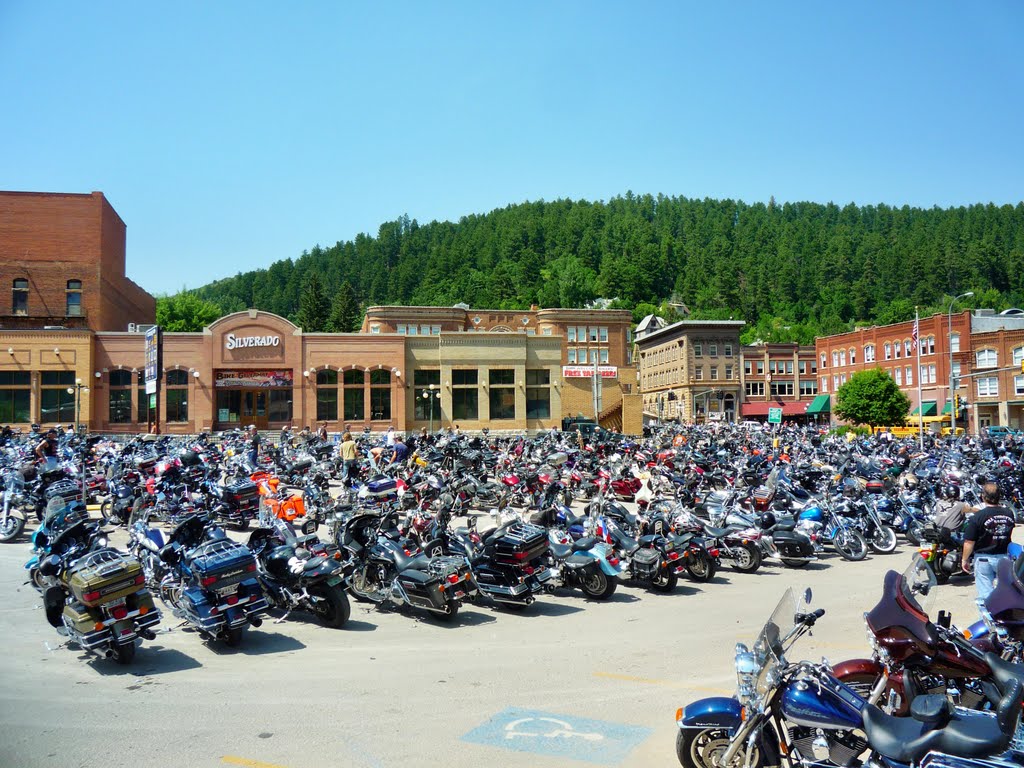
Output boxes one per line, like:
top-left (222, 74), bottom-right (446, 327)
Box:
top-left (241, 391), bottom-right (269, 430)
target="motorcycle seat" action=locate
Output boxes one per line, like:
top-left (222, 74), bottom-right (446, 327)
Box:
top-left (303, 555), bottom-right (328, 572)
top-left (392, 549), bottom-right (429, 574)
top-left (985, 653), bottom-right (1024, 692)
top-left (637, 534), bottom-right (659, 547)
top-left (773, 520), bottom-right (797, 532)
top-left (453, 526), bottom-right (470, 537)
top-left (702, 525), bottom-right (732, 539)
top-left (549, 541), bottom-right (572, 559)
top-left (572, 536), bottom-right (597, 552)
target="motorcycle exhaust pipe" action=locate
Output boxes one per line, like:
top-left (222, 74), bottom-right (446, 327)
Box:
top-left (248, 616), bottom-right (263, 628)
top-left (138, 628), bottom-right (156, 641)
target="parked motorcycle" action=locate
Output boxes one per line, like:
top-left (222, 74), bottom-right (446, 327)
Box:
top-left (0, 468), bottom-right (28, 542)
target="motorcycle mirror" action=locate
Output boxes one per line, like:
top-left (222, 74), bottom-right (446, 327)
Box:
top-left (803, 587), bottom-right (812, 604)
top-left (301, 519), bottom-right (317, 536)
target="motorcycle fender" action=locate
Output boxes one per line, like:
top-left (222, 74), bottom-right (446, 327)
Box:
top-left (563, 553), bottom-right (596, 571)
top-left (678, 696), bottom-right (743, 730)
top-left (831, 658), bottom-right (883, 680)
top-left (24, 555), bottom-right (39, 571)
top-left (598, 557), bottom-right (622, 577)
top-left (963, 619), bottom-right (988, 642)
top-left (111, 619), bottom-right (136, 641)
top-left (225, 606), bottom-right (248, 628)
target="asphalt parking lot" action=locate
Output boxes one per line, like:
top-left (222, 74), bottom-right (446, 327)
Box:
top-left (0, 503), bottom-right (995, 768)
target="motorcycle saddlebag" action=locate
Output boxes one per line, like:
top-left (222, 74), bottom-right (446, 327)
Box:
top-left (490, 522), bottom-right (549, 565)
top-left (631, 547), bottom-right (661, 578)
top-left (752, 489), bottom-right (775, 512)
top-left (225, 480), bottom-right (260, 511)
top-left (364, 476), bottom-right (398, 497)
top-left (771, 531), bottom-right (812, 558)
top-left (45, 479), bottom-right (81, 505)
top-left (67, 549), bottom-right (145, 607)
top-left (865, 480), bottom-right (885, 494)
top-left (288, 457), bottom-right (314, 475)
top-left (187, 539), bottom-right (257, 592)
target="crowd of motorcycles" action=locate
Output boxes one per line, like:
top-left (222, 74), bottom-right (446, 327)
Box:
top-left (0, 424), bottom-right (1021, 674)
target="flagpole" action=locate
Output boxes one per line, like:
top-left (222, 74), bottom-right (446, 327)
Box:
top-left (915, 308), bottom-right (924, 449)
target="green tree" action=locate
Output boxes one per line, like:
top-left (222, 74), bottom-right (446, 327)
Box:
top-left (156, 291), bottom-right (223, 332)
top-left (296, 273), bottom-right (329, 332)
top-left (327, 280), bottom-right (362, 332)
top-left (834, 368), bottom-right (911, 428)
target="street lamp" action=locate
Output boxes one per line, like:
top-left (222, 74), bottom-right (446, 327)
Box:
top-left (948, 291), bottom-right (973, 437)
top-left (66, 378), bottom-right (89, 434)
top-left (421, 383), bottom-right (441, 433)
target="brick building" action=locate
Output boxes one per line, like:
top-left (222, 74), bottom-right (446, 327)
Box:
top-left (739, 343), bottom-right (821, 422)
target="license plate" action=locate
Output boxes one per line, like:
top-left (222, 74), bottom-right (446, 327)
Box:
top-left (326, 575), bottom-right (342, 587)
top-left (216, 585), bottom-right (237, 596)
top-left (454, 590), bottom-right (465, 599)
top-left (106, 597), bottom-right (126, 609)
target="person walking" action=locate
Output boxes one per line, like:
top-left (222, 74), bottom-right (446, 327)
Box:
top-left (247, 425), bottom-right (261, 467)
top-left (962, 482), bottom-right (1016, 601)
top-left (339, 431), bottom-right (358, 488)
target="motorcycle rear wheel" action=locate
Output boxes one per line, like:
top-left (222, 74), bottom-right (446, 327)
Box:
top-left (779, 558), bottom-right (810, 568)
top-left (677, 728), bottom-right (760, 768)
top-left (310, 585), bottom-right (351, 629)
top-left (113, 641), bottom-right (136, 665)
top-left (99, 499), bottom-right (122, 526)
top-left (580, 570), bottom-right (617, 600)
top-left (0, 514), bottom-right (25, 542)
top-left (652, 570), bottom-right (678, 593)
top-left (905, 520), bottom-right (924, 547)
top-left (731, 542), bottom-right (761, 573)
top-left (432, 602), bottom-right (460, 623)
top-left (833, 529), bottom-right (868, 561)
top-left (224, 626), bottom-right (244, 647)
top-left (685, 552), bottom-right (716, 582)
top-left (869, 525), bottom-right (898, 554)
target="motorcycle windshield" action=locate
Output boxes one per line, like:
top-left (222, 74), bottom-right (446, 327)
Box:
top-left (752, 587), bottom-right (799, 698)
top-left (901, 553), bottom-right (938, 619)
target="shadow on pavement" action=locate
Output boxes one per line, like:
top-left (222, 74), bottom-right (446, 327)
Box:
top-left (205, 628), bottom-right (307, 656)
top-left (84, 645), bottom-right (202, 676)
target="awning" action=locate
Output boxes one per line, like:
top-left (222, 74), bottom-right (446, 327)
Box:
top-left (941, 401), bottom-right (952, 415)
top-left (741, 402), bottom-right (814, 417)
top-left (911, 401), bottom-right (937, 417)
top-left (805, 394), bottom-right (831, 415)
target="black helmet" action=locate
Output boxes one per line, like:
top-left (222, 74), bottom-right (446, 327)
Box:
top-left (758, 511), bottom-right (777, 530)
top-left (943, 484), bottom-right (960, 501)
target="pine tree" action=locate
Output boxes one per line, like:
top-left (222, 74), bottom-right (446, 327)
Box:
top-left (296, 273), bottom-right (330, 332)
top-left (328, 280), bottom-right (362, 332)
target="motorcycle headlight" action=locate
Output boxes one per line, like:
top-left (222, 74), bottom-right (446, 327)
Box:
top-left (734, 644), bottom-right (759, 705)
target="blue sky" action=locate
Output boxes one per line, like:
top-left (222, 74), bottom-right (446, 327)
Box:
top-left (2, 2), bottom-right (1022, 295)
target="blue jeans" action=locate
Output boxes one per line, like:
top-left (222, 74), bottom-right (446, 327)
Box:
top-left (974, 554), bottom-right (1004, 602)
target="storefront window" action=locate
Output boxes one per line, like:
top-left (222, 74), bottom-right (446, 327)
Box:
top-left (489, 369), bottom-right (515, 420)
top-left (137, 371), bottom-right (148, 423)
top-left (268, 391), bottom-right (292, 423)
top-left (166, 370), bottom-right (188, 423)
top-left (525, 369), bottom-right (550, 419)
top-left (451, 369), bottom-right (478, 420)
top-left (40, 371), bottom-right (75, 423)
top-left (0, 371), bottom-right (30, 423)
top-left (414, 369), bottom-right (441, 422)
top-left (108, 369), bottom-right (132, 423)
top-left (370, 369), bottom-right (391, 421)
top-left (316, 370), bottom-right (338, 422)
top-left (343, 369), bottom-right (364, 421)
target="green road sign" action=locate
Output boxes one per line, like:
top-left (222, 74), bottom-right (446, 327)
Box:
top-left (767, 407), bottom-right (783, 424)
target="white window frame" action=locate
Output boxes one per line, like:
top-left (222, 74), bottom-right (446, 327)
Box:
top-left (820, 377), bottom-right (828, 393)
top-left (905, 366), bottom-right (913, 386)
top-left (567, 348), bottom-right (576, 364)
top-left (976, 349), bottom-right (998, 368)
top-left (396, 324), bottom-right (407, 335)
top-left (977, 376), bottom-right (999, 398)
top-left (894, 367), bottom-right (903, 385)
top-left (950, 333), bottom-right (960, 353)
top-left (599, 349), bottom-right (609, 364)
top-left (1015, 375), bottom-right (1024, 397)
top-left (884, 342), bottom-right (891, 360)
top-left (864, 344), bottom-right (875, 363)
top-left (849, 348), bottom-right (856, 365)
top-left (599, 327), bottom-right (608, 343)
top-left (1013, 346), bottom-right (1024, 366)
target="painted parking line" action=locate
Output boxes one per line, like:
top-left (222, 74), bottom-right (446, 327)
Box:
top-left (221, 756), bottom-right (289, 768)
top-left (461, 707), bottom-right (652, 765)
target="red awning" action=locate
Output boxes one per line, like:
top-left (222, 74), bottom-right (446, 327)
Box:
top-left (741, 402), bottom-right (811, 417)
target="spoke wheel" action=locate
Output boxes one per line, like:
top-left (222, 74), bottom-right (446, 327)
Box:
top-left (676, 728), bottom-right (761, 768)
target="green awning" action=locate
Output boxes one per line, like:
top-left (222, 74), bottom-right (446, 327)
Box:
top-left (941, 401), bottom-right (952, 415)
top-left (806, 394), bottom-right (831, 414)
top-left (911, 401), bottom-right (938, 417)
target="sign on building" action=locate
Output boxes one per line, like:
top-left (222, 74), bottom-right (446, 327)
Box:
top-left (144, 326), bottom-right (161, 395)
top-left (562, 365), bottom-right (617, 378)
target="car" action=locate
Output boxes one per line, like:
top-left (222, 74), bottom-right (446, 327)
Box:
top-left (739, 420), bottom-right (764, 431)
top-left (986, 425), bottom-right (1013, 438)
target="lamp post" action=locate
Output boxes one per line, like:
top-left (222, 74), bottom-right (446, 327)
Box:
top-left (421, 383), bottom-right (441, 433)
top-left (66, 378), bottom-right (88, 434)
top-left (948, 291), bottom-right (973, 437)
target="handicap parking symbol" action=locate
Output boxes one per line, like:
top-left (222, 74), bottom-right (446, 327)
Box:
top-left (461, 707), bottom-right (652, 764)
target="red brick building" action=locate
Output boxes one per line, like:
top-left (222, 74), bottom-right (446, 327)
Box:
top-left (739, 343), bottom-right (821, 422)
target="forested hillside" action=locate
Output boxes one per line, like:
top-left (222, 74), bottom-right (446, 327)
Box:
top-left (175, 194), bottom-right (1024, 343)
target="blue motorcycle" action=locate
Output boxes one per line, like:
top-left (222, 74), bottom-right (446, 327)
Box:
top-left (675, 586), bottom-right (1024, 768)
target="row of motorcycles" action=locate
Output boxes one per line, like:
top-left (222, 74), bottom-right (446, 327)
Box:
top-left (675, 550), bottom-right (1024, 768)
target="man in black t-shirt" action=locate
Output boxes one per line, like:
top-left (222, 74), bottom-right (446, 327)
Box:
top-left (962, 482), bottom-right (1016, 601)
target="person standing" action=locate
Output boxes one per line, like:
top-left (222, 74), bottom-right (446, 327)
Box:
top-left (962, 482), bottom-right (1016, 601)
top-left (385, 425), bottom-right (396, 448)
top-left (339, 431), bottom-right (358, 488)
top-left (35, 427), bottom-right (59, 470)
top-left (247, 425), bottom-right (261, 467)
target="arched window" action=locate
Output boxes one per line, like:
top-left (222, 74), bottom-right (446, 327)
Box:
top-left (165, 370), bottom-right (189, 422)
top-left (1012, 346), bottom-right (1024, 367)
top-left (864, 344), bottom-right (875, 363)
top-left (370, 369), bottom-right (391, 421)
top-left (975, 349), bottom-right (998, 368)
top-left (12, 278), bottom-right (28, 315)
top-left (109, 369), bottom-right (132, 423)
top-left (343, 369), bottom-right (365, 421)
top-left (316, 369), bottom-right (338, 422)
top-left (66, 280), bottom-right (82, 317)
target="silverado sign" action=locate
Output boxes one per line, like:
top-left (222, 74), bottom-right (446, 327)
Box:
top-left (225, 333), bottom-right (281, 351)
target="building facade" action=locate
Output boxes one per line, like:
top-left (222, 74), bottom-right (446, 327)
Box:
top-left (738, 343), bottom-right (820, 422)
top-left (635, 320), bottom-right (745, 423)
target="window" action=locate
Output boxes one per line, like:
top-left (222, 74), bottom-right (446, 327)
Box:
top-left (407, 325), bottom-right (417, 336)
top-left (744, 361), bottom-right (752, 376)
top-left (1013, 347), bottom-right (1024, 367)
top-left (431, 325), bottom-right (441, 336)
top-left (894, 367), bottom-right (903, 385)
top-left (370, 325), bottom-right (381, 334)
top-left (0, 371), bottom-right (30, 423)
top-left (65, 280), bottom-right (82, 317)
top-left (839, 350), bottom-right (846, 366)
top-left (165, 370), bottom-right (189, 423)
top-left (542, 327), bottom-right (553, 336)
top-left (952, 361), bottom-right (961, 380)
top-left (39, 370), bottom-right (75, 424)
top-left (919, 365), bottom-right (936, 385)
top-left (951, 333), bottom-right (960, 353)
top-left (567, 327), bottom-right (576, 342)
top-left (710, 366), bottom-right (719, 381)
top-left (589, 327), bottom-right (599, 343)
top-left (977, 376), bottom-right (999, 398)
top-left (451, 369), bottom-right (479, 421)
top-left (12, 278), bottom-right (28, 315)
top-left (369, 369), bottom-right (391, 421)
top-left (1015, 376), bottom-right (1024, 397)
top-left (724, 344), bottom-right (733, 357)
top-left (849, 348), bottom-right (856, 365)
top-left (420, 325), bottom-right (430, 335)
top-left (864, 344), bottom-right (875, 363)
top-left (820, 352), bottom-right (827, 369)
top-left (108, 369), bottom-right (132, 423)
top-left (567, 348), bottom-right (576, 364)
top-left (798, 361), bottom-right (807, 375)
top-left (831, 351), bottom-right (839, 367)
top-left (709, 343), bottom-right (718, 357)
top-left (904, 340), bottom-right (912, 357)
top-left (525, 369), bottom-right (550, 419)
top-left (414, 369), bottom-right (441, 422)
top-left (725, 364), bottom-right (733, 379)
top-left (693, 343), bottom-right (703, 357)
top-left (599, 327), bottom-right (608, 343)
top-left (820, 377), bottom-right (827, 393)
top-left (925, 336), bottom-right (935, 355)
top-left (396, 324), bottom-right (407, 335)
top-left (745, 381), bottom-right (765, 397)
top-left (884, 342), bottom-right (891, 360)
top-left (799, 379), bottom-right (818, 396)
top-left (976, 349), bottom-right (998, 368)
top-left (785, 360), bottom-right (793, 374)
top-left (771, 381), bottom-right (794, 397)
top-left (269, 390), bottom-right (292, 423)
top-left (841, 374), bottom-right (847, 385)
top-left (599, 349), bottom-right (609, 364)
top-left (928, 364), bottom-right (936, 384)
top-left (137, 371), bottom-right (148, 423)
top-left (488, 369), bottom-right (515, 420)
top-left (576, 326), bottom-right (586, 342)
top-left (833, 375), bottom-right (840, 390)
top-left (756, 361), bottom-right (764, 375)
top-left (905, 366), bottom-right (913, 386)
top-left (694, 367), bottom-right (704, 381)
top-left (343, 369), bottom-right (365, 421)
top-left (316, 369), bottom-right (338, 422)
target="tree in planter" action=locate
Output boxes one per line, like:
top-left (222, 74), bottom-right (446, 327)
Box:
top-left (834, 368), bottom-right (911, 428)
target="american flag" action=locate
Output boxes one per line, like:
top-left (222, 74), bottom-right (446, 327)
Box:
top-left (911, 317), bottom-right (919, 350)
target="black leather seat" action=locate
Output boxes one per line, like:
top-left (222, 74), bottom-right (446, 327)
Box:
top-left (986, 653), bottom-right (1024, 693)
top-left (549, 541), bottom-right (573, 559)
top-left (572, 536), bottom-right (597, 552)
top-left (703, 525), bottom-right (732, 539)
top-left (392, 549), bottom-right (429, 573)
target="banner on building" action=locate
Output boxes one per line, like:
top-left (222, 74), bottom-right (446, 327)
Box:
top-left (215, 369), bottom-right (294, 388)
top-left (562, 365), bottom-right (617, 378)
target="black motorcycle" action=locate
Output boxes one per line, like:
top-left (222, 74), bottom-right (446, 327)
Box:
top-left (340, 510), bottom-right (477, 622)
top-left (599, 515), bottom-right (679, 592)
top-left (247, 517), bottom-right (351, 628)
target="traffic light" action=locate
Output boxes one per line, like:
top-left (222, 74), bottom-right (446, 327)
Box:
top-left (955, 395), bottom-right (967, 417)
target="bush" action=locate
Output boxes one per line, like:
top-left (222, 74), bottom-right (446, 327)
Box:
top-left (832, 425), bottom-right (871, 438)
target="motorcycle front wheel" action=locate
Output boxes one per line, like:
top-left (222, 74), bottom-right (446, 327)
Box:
top-left (731, 542), bottom-right (761, 573)
top-left (676, 728), bottom-right (761, 768)
top-left (869, 525), bottom-right (898, 554)
top-left (904, 520), bottom-right (924, 547)
top-left (0, 513), bottom-right (25, 542)
top-left (833, 529), bottom-right (868, 561)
